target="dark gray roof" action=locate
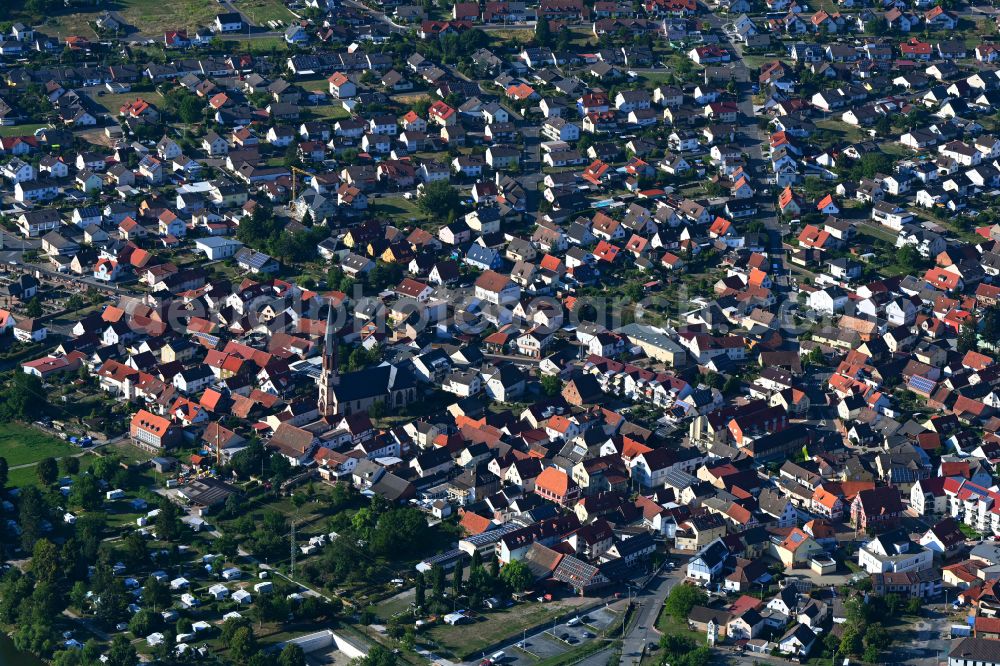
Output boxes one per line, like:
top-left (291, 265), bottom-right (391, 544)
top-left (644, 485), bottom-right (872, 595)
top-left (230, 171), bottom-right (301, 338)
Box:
top-left (950, 638), bottom-right (1000, 662)
top-left (333, 364), bottom-right (417, 403)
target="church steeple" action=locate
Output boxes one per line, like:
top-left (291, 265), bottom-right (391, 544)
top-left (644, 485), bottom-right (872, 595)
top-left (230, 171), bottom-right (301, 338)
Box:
top-left (318, 305), bottom-right (339, 416)
top-left (322, 305), bottom-right (338, 376)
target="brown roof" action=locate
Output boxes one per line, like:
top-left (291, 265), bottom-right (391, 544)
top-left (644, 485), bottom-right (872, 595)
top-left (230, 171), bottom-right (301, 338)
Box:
top-left (475, 269), bottom-right (513, 292)
top-left (269, 422), bottom-right (313, 454)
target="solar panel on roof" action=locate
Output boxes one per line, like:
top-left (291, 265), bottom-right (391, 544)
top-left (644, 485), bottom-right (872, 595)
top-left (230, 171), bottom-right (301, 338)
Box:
top-left (908, 376), bottom-right (935, 392)
top-left (239, 251), bottom-right (272, 269)
top-left (192, 332), bottom-right (220, 347)
top-left (555, 556), bottom-right (599, 584)
top-left (463, 523), bottom-right (519, 546)
top-left (422, 549), bottom-right (464, 565)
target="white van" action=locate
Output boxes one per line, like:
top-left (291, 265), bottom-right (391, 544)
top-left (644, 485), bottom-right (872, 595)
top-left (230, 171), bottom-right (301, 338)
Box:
top-left (491, 652), bottom-right (505, 663)
top-left (567, 617), bottom-right (581, 627)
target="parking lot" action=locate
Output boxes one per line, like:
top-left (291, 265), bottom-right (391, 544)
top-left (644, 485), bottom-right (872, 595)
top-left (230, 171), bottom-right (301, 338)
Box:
top-left (505, 606), bottom-right (621, 666)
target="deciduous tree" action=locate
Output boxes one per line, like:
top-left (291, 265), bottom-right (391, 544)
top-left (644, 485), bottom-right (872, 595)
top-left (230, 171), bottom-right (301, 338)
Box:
top-left (106, 635), bottom-right (139, 666)
top-left (69, 473), bottom-right (101, 510)
top-left (534, 16), bottom-right (552, 46)
top-left (498, 559), bottom-right (532, 593)
top-left (452, 558), bottom-right (464, 597)
top-left (417, 179), bottom-right (462, 221)
top-left (664, 584), bottom-right (706, 621)
top-left (229, 626), bottom-right (258, 665)
top-left (279, 644), bottom-right (307, 666)
top-left (155, 497), bottom-right (181, 542)
top-left (31, 538), bottom-right (60, 586)
top-left (414, 571), bottom-right (426, 609)
top-left (541, 375), bottom-right (562, 396)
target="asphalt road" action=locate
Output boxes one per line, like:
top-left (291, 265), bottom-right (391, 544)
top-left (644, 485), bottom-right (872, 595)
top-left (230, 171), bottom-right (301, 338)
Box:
top-left (0, 230), bottom-right (41, 252)
top-left (618, 567), bottom-right (686, 666)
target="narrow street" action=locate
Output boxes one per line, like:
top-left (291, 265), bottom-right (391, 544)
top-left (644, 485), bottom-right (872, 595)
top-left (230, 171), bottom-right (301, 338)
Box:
top-left (703, 11), bottom-right (783, 255)
top-left (618, 568), bottom-right (684, 666)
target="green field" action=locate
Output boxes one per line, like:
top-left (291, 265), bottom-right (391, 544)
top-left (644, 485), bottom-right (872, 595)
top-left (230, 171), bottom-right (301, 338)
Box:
top-left (310, 104), bottom-right (352, 121)
top-left (42, 0), bottom-right (223, 37)
top-left (231, 0), bottom-right (297, 25)
top-left (635, 70), bottom-right (677, 88)
top-left (0, 123), bottom-right (47, 137)
top-left (0, 422), bottom-right (78, 468)
top-left (295, 77), bottom-right (333, 93)
top-left (7, 452), bottom-right (98, 489)
top-left (220, 36), bottom-right (291, 54)
top-left (371, 197), bottom-right (425, 221)
top-left (814, 118), bottom-right (865, 144)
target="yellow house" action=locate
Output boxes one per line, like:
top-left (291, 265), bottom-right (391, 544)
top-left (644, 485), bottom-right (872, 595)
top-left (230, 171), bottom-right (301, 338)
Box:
top-left (772, 527), bottom-right (824, 569)
top-left (381, 243), bottom-right (414, 265)
top-left (161, 339), bottom-right (197, 363)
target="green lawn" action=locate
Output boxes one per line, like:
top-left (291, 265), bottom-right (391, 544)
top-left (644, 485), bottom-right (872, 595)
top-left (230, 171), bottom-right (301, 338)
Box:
top-left (959, 522), bottom-right (984, 539)
top-left (7, 451), bottom-right (98, 489)
top-left (90, 91), bottom-right (157, 116)
top-left (811, 0), bottom-right (843, 12)
top-left (654, 607), bottom-right (705, 646)
top-left (310, 104), bottom-right (351, 121)
top-left (856, 223), bottom-right (898, 245)
top-left (0, 422), bottom-right (78, 468)
top-left (107, 440), bottom-right (156, 464)
top-left (371, 197), bottom-right (426, 222)
top-left (219, 36), bottom-right (291, 54)
top-left (568, 26), bottom-right (595, 47)
top-left (635, 71), bottom-right (677, 89)
top-left (487, 28), bottom-right (538, 44)
top-left (0, 123), bottom-right (47, 137)
top-left (7, 465), bottom-right (40, 489)
top-left (814, 118), bottom-right (865, 144)
top-left (231, 0), bottom-right (296, 25)
top-left (297, 77), bottom-right (334, 94)
top-left (741, 54), bottom-right (780, 70)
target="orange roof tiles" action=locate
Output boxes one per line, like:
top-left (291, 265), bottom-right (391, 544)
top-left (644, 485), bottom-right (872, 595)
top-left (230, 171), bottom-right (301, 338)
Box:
top-left (459, 511), bottom-right (493, 535)
top-left (535, 466), bottom-right (572, 496)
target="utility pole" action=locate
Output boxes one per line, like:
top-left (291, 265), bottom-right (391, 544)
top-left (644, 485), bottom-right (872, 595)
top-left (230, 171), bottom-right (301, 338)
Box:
top-left (290, 515), bottom-right (296, 577)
